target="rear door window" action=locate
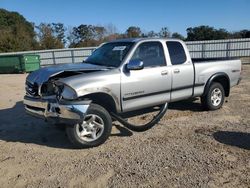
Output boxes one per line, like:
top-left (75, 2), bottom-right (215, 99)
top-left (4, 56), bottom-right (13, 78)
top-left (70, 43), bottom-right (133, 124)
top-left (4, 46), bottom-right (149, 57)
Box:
top-left (166, 41), bottom-right (187, 65)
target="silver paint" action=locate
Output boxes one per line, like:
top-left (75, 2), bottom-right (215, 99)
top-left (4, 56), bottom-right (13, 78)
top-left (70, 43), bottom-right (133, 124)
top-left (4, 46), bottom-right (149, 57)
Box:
top-left (23, 96), bottom-right (90, 123)
top-left (24, 38), bottom-right (242, 117)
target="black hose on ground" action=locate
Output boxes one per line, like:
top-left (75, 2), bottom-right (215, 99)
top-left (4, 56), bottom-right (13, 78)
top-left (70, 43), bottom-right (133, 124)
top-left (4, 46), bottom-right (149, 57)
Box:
top-left (111, 103), bottom-right (168, 132)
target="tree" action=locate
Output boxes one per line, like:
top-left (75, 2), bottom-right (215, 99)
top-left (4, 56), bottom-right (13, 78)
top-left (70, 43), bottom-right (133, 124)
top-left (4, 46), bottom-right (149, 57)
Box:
top-left (51, 23), bottom-right (66, 44)
top-left (76, 25), bottom-right (94, 41)
top-left (36, 23), bottom-right (64, 49)
top-left (171, 32), bottom-right (185, 40)
top-left (66, 26), bottom-right (77, 47)
top-left (68, 24), bottom-right (96, 47)
top-left (239, 30), bottom-right (250, 38)
top-left (126, 26), bottom-right (142, 38)
top-left (69, 25), bottom-right (93, 47)
top-left (0, 8), bottom-right (37, 52)
top-left (104, 23), bottom-right (118, 36)
top-left (103, 33), bottom-right (125, 42)
top-left (103, 23), bottom-right (124, 41)
top-left (231, 29), bottom-right (250, 38)
top-left (145, 30), bottom-right (159, 38)
top-left (186, 25), bottom-right (230, 41)
top-left (68, 24), bottom-right (109, 47)
top-left (159, 27), bottom-right (171, 38)
top-left (214, 28), bottom-right (230, 40)
top-left (93, 26), bottom-right (106, 41)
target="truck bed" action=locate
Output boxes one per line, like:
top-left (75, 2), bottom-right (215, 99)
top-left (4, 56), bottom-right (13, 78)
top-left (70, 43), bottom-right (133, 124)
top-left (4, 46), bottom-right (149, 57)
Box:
top-left (192, 58), bottom-right (241, 98)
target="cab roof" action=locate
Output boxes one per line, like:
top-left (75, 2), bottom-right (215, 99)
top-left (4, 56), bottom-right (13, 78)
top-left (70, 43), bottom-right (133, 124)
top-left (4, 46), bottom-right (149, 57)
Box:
top-left (110, 38), bottom-right (182, 43)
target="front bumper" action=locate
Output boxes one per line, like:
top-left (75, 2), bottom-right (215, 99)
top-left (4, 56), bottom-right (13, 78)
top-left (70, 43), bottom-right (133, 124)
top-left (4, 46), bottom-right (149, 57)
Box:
top-left (23, 95), bottom-right (90, 124)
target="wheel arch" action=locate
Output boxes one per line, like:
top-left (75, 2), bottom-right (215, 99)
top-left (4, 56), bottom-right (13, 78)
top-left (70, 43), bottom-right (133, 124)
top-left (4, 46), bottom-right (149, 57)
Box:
top-left (79, 92), bottom-right (118, 113)
top-left (203, 72), bottom-right (230, 97)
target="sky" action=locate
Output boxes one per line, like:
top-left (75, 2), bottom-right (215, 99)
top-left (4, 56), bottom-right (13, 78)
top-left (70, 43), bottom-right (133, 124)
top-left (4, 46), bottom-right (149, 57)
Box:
top-left (0, 0), bottom-right (249, 36)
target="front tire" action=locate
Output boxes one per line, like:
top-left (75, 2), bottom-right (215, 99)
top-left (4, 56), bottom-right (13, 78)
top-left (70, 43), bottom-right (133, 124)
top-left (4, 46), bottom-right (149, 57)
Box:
top-left (201, 82), bottom-right (225, 111)
top-left (66, 103), bottom-right (112, 148)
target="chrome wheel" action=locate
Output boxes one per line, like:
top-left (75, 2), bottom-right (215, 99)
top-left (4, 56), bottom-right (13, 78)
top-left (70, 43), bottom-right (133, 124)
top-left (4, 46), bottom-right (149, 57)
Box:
top-left (76, 114), bottom-right (104, 142)
top-left (211, 88), bottom-right (222, 106)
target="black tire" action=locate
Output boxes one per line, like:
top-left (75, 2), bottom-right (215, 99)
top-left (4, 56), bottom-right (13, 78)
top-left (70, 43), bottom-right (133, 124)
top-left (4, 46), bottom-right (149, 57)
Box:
top-left (66, 103), bottom-right (112, 148)
top-left (201, 82), bottom-right (225, 111)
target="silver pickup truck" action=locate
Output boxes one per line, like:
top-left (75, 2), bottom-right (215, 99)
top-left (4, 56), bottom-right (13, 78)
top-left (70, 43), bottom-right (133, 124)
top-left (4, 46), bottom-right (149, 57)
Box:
top-left (24, 38), bottom-right (241, 148)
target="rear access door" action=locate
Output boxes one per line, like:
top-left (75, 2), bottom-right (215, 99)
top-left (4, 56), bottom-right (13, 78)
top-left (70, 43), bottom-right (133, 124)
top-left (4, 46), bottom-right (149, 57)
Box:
top-left (166, 41), bottom-right (194, 102)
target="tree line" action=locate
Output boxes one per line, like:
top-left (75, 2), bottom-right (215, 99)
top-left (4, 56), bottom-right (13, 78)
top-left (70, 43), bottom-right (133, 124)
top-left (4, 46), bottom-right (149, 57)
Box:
top-left (0, 8), bottom-right (249, 53)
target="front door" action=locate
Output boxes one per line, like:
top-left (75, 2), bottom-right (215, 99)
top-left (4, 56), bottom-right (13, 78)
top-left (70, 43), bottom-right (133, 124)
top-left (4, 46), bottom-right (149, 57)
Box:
top-left (121, 41), bottom-right (172, 112)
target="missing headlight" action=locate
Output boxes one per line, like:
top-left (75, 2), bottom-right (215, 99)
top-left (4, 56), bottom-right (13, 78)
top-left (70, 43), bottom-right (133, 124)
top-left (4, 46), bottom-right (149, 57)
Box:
top-left (40, 81), bottom-right (64, 97)
top-left (60, 85), bottom-right (77, 100)
top-left (41, 82), bottom-right (56, 96)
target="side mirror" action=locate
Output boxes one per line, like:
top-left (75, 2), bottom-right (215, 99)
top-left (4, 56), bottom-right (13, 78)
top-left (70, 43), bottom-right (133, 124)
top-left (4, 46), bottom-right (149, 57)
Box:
top-left (126, 59), bottom-right (144, 71)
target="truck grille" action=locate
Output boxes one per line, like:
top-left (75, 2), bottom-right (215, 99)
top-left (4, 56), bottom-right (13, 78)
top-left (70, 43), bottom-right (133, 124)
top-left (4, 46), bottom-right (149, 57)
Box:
top-left (25, 81), bottom-right (39, 97)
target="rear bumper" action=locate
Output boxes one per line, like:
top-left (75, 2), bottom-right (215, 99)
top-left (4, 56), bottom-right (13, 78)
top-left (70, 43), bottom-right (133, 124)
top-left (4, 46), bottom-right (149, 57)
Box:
top-left (23, 95), bottom-right (90, 124)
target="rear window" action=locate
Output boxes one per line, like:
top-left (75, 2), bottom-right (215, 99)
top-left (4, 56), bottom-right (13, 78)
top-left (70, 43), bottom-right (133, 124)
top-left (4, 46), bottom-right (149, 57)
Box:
top-left (166, 41), bottom-right (187, 65)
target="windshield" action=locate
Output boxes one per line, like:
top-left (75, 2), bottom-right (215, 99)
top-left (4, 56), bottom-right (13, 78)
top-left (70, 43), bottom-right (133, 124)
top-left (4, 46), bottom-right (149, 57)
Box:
top-left (85, 42), bottom-right (134, 67)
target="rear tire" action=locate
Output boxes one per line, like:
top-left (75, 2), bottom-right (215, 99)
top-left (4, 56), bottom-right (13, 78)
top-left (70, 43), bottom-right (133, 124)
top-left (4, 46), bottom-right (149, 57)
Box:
top-left (66, 103), bottom-right (112, 148)
top-left (201, 82), bottom-right (225, 111)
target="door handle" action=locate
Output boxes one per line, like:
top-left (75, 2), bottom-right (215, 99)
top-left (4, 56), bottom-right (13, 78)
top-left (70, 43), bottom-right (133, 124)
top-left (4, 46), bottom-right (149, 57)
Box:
top-left (173, 69), bottom-right (180, 74)
top-left (161, 70), bottom-right (168, 75)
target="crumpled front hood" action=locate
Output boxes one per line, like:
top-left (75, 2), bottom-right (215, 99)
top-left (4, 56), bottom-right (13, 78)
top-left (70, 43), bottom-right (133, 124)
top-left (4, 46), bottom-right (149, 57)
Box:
top-left (26, 63), bottom-right (108, 85)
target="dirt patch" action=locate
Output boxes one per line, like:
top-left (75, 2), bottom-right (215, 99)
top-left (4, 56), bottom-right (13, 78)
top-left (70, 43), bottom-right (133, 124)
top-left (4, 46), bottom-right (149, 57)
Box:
top-left (0, 65), bottom-right (249, 187)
